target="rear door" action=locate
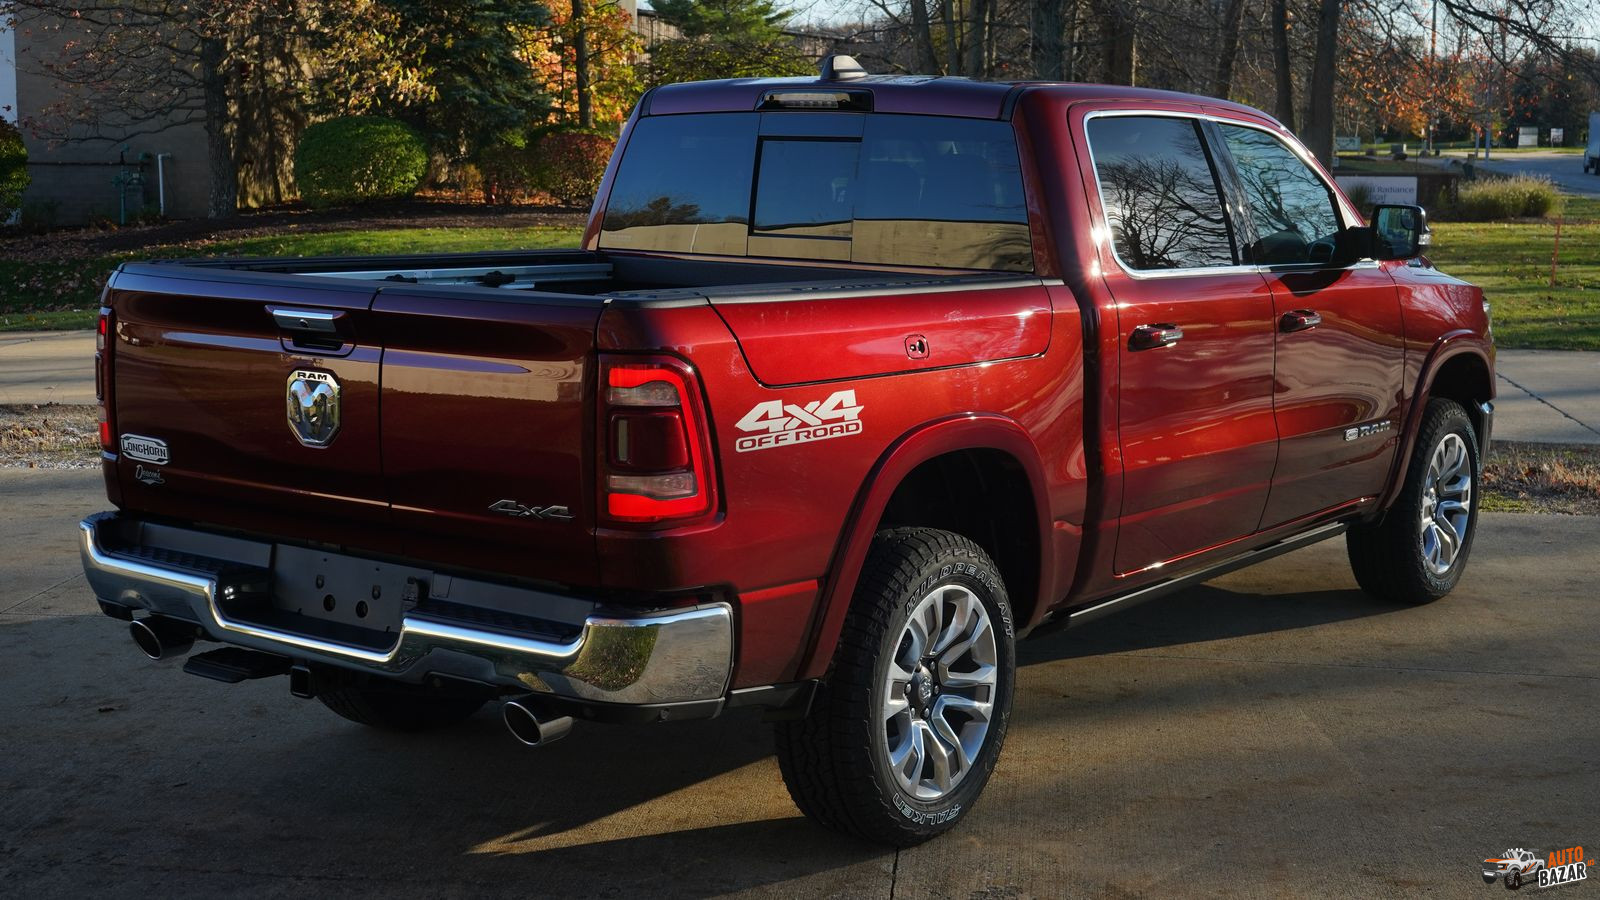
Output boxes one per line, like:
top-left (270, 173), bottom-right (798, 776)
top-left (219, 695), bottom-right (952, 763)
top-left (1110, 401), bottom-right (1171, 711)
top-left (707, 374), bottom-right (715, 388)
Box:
top-left (372, 286), bottom-right (604, 586)
top-left (107, 265), bottom-right (392, 549)
top-left (1209, 121), bottom-right (1405, 526)
top-left (1082, 111), bottom-right (1280, 575)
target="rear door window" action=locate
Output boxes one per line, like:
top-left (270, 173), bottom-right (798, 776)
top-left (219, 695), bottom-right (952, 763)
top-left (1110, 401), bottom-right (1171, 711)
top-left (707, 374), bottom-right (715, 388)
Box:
top-left (1216, 124), bottom-right (1343, 265)
top-left (1085, 115), bottom-right (1237, 271)
top-left (600, 112), bottom-right (1032, 272)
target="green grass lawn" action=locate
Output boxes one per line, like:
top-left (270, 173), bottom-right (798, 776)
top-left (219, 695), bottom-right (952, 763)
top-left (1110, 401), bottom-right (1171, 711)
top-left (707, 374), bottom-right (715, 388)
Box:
top-left (4, 208), bottom-right (1597, 349)
top-left (1428, 195), bottom-right (1600, 350)
top-left (0, 225), bottom-right (584, 332)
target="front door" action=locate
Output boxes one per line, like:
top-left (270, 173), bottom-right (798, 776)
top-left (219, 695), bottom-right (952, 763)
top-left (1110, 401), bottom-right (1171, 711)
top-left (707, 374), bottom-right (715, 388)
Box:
top-left (1210, 122), bottom-right (1406, 527)
top-left (1084, 112), bottom-right (1281, 576)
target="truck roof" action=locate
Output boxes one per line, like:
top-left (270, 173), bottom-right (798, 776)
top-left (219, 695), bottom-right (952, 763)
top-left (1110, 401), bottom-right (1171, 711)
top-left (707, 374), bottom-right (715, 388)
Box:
top-left (644, 66), bottom-right (1278, 124)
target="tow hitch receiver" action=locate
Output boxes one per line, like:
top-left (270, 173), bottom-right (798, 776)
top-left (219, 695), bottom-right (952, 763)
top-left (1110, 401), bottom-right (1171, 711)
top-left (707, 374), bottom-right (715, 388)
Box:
top-left (182, 647), bottom-right (293, 684)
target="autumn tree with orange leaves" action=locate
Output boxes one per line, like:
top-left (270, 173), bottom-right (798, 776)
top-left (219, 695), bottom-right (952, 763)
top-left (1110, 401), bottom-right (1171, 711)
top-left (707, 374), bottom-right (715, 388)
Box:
top-left (518, 0), bottom-right (644, 128)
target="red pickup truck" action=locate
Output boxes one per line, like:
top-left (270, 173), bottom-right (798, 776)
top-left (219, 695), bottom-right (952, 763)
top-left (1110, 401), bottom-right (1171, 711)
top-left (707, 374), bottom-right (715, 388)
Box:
top-left (80, 58), bottom-right (1494, 846)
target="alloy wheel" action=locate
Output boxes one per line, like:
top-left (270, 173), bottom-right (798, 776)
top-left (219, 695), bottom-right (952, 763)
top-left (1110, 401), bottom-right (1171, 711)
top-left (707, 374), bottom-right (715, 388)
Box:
top-left (880, 585), bottom-right (999, 801)
top-left (1418, 432), bottom-right (1473, 576)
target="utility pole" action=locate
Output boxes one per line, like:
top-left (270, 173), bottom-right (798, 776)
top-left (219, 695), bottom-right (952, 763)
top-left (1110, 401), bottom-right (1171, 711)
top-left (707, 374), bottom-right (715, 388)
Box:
top-left (1426, 0), bottom-right (1437, 155)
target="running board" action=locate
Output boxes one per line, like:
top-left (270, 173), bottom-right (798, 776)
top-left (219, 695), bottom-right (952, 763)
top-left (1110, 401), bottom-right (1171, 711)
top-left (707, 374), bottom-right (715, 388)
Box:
top-left (1056, 522), bottom-right (1350, 631)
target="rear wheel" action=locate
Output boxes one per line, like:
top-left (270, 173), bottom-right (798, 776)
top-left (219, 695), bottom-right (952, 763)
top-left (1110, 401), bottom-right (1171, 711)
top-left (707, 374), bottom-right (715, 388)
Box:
top-left (774, 527), bottom-right (1016, 846)
top-left (1347, 398), bottom-right (1480, 604)
top-left (315, 670), bottom-right (488, 732)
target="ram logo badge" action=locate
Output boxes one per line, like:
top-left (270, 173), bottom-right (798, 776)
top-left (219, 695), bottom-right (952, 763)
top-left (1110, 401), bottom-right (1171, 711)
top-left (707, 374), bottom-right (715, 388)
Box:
top-left (286, 369), bottom-right (341, 447)
top-left (735, 390), bottom-right (864, 452)
top-left (119, 434), bottom-right (170, 464)
top-left (1343, 419), bottom-right (1393, 442)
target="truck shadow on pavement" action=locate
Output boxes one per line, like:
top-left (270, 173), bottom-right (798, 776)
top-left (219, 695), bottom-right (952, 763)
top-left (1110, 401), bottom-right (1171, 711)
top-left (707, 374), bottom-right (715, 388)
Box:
top-left (0, 579), bottom-right (1402, 895)
top-left (1021, 582), bottom-right (1394, 663)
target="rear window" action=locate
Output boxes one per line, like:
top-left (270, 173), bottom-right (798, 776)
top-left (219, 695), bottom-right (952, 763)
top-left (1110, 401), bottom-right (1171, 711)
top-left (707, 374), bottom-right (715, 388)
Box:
top-left (601, 113), bottom-right (1032, 272)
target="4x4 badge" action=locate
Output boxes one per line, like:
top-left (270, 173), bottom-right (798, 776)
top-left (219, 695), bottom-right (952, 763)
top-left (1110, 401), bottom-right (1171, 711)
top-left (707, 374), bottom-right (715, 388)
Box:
top-left (735, 390), bottom-right (864, 453)
top-left (488, 499), bottom-right (575, 521)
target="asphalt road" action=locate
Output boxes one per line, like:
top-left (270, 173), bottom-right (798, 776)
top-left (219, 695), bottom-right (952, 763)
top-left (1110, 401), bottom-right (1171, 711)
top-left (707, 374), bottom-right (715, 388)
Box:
top-left (1452, 150), bottom-right (1600, 197)
top-left (0, 332), bottom-right (97, 406)
top-left (2, 469), bottom-right (1597, 897)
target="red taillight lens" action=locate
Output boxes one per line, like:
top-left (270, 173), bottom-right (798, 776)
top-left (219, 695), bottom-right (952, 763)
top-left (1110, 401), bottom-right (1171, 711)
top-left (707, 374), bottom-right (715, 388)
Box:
top-left (601, 357), bottom-right (716, 524)
top-left (97, 309), bottom-right (113, 451)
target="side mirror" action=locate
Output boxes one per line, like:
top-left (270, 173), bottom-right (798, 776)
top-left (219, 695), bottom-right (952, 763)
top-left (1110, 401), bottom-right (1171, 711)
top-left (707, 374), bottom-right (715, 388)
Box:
top-left (1369, 204), bottom-right (1430, 260)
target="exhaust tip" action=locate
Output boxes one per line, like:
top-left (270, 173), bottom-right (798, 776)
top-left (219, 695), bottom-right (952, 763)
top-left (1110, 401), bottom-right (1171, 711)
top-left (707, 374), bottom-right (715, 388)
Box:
top-left (129, 617), bottom-right (194, 661)
top-left (503, 698), bottom-right (573, 747)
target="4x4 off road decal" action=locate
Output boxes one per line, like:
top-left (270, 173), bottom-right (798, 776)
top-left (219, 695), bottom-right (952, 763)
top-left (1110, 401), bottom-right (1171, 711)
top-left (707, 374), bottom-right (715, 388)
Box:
top-left (734, 390), bottom-right (863, 453)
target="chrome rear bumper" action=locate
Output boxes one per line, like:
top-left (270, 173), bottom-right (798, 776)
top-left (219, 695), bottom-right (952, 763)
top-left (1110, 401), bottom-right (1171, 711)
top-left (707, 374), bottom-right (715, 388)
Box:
top-left (79, 513), bottom-right (732, 706)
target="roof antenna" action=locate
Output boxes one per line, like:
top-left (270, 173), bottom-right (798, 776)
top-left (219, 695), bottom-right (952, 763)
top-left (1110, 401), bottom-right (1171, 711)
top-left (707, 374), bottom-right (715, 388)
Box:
top-left (818, 54), bottom-right (868, 82)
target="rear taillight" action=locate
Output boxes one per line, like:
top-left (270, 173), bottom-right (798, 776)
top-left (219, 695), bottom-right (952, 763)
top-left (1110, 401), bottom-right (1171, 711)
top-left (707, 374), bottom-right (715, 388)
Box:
top-left (600, 355), bottom-right (717, 524)
top-left (96, 308), bottom-right (113, 452)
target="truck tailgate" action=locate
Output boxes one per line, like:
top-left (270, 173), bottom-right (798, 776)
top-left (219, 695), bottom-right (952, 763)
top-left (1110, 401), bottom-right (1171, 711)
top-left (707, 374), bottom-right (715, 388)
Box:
top-left (107, 267), bottom-right (391, 548)
top-left (373, 286), bottom-right (603, 585)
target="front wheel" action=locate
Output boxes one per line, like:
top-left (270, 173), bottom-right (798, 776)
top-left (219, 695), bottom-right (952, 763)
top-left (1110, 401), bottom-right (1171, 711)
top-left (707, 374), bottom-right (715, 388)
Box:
top-left (1347, 398), bottom-right (1481, 604)
top-left (774, 527), bottom-right (1016, 846)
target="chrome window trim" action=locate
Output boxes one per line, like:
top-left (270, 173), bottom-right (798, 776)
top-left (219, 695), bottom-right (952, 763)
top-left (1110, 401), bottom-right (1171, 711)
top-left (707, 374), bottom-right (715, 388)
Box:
top-left (1081, 107), bottom-right (1370, 281)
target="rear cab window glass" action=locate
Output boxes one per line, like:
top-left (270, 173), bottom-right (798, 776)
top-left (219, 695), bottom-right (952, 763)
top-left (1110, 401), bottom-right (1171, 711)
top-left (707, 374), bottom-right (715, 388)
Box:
top-left (1085, 115), bottom-right (1237, 271)
top-left (1217, 124), bottom-right (1343, 265)
top-left (599, 113), bottom-right (757, 257)
top-left (600, 112), bottom-right (1032, 272)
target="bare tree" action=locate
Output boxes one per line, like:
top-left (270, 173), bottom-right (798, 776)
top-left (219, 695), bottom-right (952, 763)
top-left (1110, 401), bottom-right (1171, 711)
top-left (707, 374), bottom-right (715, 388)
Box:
top-left (1032, 0), bottom-right (1068, 79)
top-left (1271, 0), bottom-right (1297, 129)
top-left (1212, 0), bottom-right (1248, 97)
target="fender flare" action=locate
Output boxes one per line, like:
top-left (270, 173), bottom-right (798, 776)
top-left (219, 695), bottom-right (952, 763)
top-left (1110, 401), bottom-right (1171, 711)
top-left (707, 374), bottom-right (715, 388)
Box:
top-left (1378, 331), bottom-right (1495, 511)
top-left (793, 414), bottom-right (1053, 681)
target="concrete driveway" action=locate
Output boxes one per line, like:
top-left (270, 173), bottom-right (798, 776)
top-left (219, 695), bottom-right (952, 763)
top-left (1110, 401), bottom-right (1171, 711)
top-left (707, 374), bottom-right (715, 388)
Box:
top-left (2, 468), bottom-right (1596, 897)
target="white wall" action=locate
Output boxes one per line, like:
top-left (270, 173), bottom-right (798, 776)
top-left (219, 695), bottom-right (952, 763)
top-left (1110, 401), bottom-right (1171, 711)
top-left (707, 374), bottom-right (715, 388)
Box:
top-left (0, 26), bottom-right (16, 123)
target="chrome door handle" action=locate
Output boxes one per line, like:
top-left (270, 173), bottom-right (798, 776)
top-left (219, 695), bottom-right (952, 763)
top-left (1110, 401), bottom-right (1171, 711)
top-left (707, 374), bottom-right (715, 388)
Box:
top-left (1129, 323), bottom-right (1183, 351)
top-left (1280, 309), bottom-right (1322, 333)
top-left (270, 307), bottom-right (343, 334)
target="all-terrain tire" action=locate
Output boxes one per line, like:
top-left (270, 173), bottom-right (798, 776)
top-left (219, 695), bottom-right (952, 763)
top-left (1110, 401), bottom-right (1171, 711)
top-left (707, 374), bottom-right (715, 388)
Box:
top-left (315, 671), bottom-right (487, 732)
top-left (1347, 398), bottom-right (1481, 604)
top-left (774, 527), bottom-right (1016, 846)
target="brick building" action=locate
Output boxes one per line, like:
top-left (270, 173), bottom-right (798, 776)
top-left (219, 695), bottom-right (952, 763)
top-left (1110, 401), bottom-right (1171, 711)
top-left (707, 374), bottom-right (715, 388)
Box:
top-left (1, 12), bottom-right (218, 227)
top-left (1, 2), bottom-right (843, 227)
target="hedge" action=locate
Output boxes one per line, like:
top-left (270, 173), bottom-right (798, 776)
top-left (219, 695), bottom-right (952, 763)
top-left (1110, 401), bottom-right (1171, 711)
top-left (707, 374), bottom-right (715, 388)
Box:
top-left (0, 120), bottom-right (30, 222)
top-left (532, 130), bottom-right (615, 207)
top-left (474, 129), bottom-right (616, 207)
top-left (294, 116), bottom-right (427, 209)
top-left (1450, 176), bottom-right (1558, 221)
